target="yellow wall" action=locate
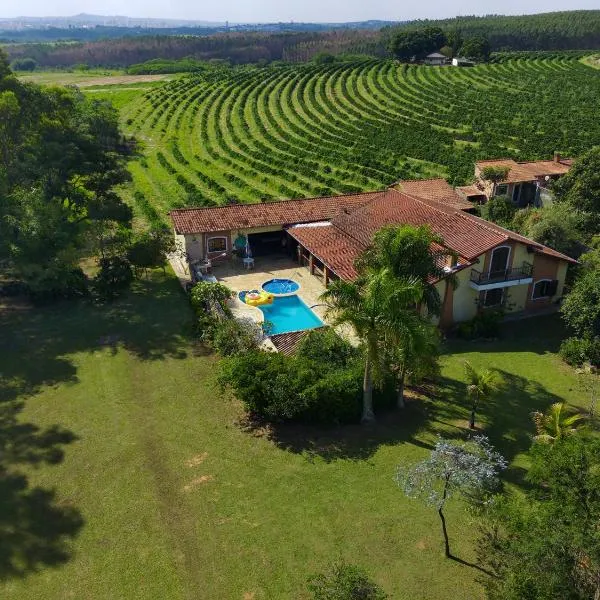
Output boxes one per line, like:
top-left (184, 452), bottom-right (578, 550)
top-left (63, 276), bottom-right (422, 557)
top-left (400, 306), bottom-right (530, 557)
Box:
top-left (556, 261), bottom-right (568, 298)
top-left (452, 266), bottom-right (479, 323)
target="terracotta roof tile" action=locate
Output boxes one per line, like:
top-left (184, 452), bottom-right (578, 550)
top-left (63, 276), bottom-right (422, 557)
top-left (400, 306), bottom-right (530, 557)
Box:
top-left (476, 158), bottom-right (572, 184)
top-left (287, 223), bottom-right (362, 280)
top-left (395, 178), bottom-right (474, 210)
top-left (170, 191), bottom-right (385, 234)
top-left (270, 327), bottom-right (327, 355)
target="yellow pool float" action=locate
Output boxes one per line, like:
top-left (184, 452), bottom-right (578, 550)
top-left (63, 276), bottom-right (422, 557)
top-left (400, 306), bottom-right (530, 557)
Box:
top-left (244, 291), bottom-right (274, 306)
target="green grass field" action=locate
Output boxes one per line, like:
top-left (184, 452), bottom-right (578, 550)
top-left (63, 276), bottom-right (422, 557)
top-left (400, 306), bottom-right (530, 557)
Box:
top-left (0, 271), bottom-right (590, 599)
top-left (73, 56), bottom-right (600, 228)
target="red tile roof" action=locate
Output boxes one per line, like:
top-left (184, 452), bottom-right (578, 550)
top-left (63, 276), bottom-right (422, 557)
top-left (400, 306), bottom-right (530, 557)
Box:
top-left (287, 224), bottom-right (363, 280)
top-left (170, 178), bottom-right (577, 283)
top-left (332, 189), bottom-right (508, 261)
top-left (395, 178), bottom-right (474, 210)
top-left (270, 327), bottom-right (327, 355)
top-left (476, 158), bottom-right (572, 184)
top-left (170, 191), bottom-right (384, 234)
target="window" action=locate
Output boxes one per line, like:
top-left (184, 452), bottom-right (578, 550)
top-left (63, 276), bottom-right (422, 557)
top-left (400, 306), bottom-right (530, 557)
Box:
top-left (484, 288), bottom-right (504, 308)
top-left (532, 279), bottom-right (558, 300)
top-left (495, 184), bottom-right (508, 197)
top-left (207, 236), bottom-right (227, 253)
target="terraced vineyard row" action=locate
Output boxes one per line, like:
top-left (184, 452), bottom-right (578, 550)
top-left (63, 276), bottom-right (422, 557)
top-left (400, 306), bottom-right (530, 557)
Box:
top-left (116, 56), bottom-right (600, 224)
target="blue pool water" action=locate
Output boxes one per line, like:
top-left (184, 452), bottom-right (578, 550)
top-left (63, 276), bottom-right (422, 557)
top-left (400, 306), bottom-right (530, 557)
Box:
top-left (259, 295), bottom-right (323, 335)
top-left (262, 278), bottom-right (300, 295)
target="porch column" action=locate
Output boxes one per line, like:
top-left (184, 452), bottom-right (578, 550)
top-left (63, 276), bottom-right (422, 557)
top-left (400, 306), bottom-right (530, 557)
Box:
top-left (296, 244), bottom-right (302, 264)
top-left (323, 266), bottom-right (329, 287)
top-left (309, 253), bottom-right (314, 275)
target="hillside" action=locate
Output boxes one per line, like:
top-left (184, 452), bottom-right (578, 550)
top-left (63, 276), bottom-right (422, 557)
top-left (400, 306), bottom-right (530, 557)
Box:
top-left (4, 11), bottom-right (600, 67)
top-left (88, 55), bottom-right (600, 227)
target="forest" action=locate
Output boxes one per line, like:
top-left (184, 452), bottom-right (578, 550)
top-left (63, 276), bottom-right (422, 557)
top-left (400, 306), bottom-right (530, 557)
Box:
top-left (3, 10), bottom-right (600, 68)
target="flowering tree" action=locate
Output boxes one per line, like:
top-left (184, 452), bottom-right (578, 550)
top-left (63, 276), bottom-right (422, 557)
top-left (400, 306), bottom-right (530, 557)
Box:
top-left (396, 436), bottom-right (507, 557)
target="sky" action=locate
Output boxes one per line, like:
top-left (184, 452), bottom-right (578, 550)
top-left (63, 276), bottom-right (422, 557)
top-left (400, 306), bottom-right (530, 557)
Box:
top-left (1, 0), bottom-right (598, 23)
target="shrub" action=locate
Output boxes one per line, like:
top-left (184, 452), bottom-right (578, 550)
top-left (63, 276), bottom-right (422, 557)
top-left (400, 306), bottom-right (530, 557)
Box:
top-left (295, 328), bottom-right (360, 369)
top-left (479, 196), bottom-right (516, 228)
top-left (308, 561), bottom-right (388, 600)
top-left (27, 264), bottom-right (89, 303)
top-left (559, 336), bottom-right (600, 367)
top-left (455, 310), bottom-right (503, 339)
top-left (92, 256), bottom-right (133, 301)
top-left (205, 317), bottom-right (263, 356)
top-left (302, 364), bottom-right (364, 424)
top-left (189, 281), bottom-right (234, 317)
top-left (218, 351), bottom-right (312, 420)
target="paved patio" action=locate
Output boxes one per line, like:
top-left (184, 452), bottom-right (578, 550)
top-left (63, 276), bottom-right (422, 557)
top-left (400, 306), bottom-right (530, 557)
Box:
top-left (211, 254), bottom-right (330, 325)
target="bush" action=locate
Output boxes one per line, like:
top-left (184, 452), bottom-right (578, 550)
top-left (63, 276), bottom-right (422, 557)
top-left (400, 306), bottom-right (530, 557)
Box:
top-left (10, 57), bottom-right (37, 71)
top-left (189, 281), bottom-right (234, 317)
top-left (219, 344), bottom-right (394, 425)
top-left (308, 561), bottom-right (388, 600)
top-left (295, 328), bottom-right (360, 369)
top-left (302, 364), bottom-right (364, 424)
top-left (559, 336), bottom-right (600, 367)
top-left (219, 351), bottom-right (312, 420)
top-left (455, 310), bottom-right (503, 339)
top-left (479, 196), bottom-right (516, 228)
top-left (27, 264), bottom-right (89, 303)
top-left (92, 256), bottom-right (133, 301)
top-left (204, 317), bottom-right (263, 356)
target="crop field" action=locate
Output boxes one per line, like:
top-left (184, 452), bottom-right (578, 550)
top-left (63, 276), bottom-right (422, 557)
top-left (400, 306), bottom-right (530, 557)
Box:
top-left (95, 56), bottom-right (600, 226)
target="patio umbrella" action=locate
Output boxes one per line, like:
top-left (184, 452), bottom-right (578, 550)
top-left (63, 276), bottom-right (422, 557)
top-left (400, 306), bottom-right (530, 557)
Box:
top-left (245, 238), bottom-right (252, 258)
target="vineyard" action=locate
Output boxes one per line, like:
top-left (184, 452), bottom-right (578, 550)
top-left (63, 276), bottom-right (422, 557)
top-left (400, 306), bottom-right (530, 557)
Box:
top-left (108, 55), bottom-right (600, 227)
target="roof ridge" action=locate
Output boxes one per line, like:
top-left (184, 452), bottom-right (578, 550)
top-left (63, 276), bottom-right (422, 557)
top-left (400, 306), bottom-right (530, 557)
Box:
top-left (168, 189), bottom-right (387, 215)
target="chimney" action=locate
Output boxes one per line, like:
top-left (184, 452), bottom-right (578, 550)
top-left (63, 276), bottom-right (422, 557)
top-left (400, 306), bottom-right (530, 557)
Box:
top-left (553, 151), bottom-right (561, 164)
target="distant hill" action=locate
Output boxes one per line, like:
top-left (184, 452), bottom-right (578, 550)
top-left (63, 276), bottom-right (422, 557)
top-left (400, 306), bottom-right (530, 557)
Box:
top-left (2, 10), bottom-right (599, 67)
top-left (0, 14), bottom-right (398, 43)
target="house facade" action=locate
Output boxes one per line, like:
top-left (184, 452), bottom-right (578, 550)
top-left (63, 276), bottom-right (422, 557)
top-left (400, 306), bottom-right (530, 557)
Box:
top-left (458, 154), bottom-right (573, 207)
top-left (423, 52), bottom-right (448, 66)
top-left (170, 177), bottom-right (576, 328)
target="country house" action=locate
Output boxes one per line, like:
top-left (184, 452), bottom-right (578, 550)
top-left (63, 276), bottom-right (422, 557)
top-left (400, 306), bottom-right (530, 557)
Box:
top-left (170, 175), bottom-right (576, 328)
top-left (457, 153), bottom-right (573, 207)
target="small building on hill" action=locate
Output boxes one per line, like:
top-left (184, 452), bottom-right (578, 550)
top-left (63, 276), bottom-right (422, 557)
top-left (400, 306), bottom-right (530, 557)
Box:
top-left (473, 153), bottom-right (573, 207)
top-left (452, 57), bottom-right (475, 67)
top-left (423, 52), bottom-right (448, 66)
top-left (170, 174), bottom-right (576, 328)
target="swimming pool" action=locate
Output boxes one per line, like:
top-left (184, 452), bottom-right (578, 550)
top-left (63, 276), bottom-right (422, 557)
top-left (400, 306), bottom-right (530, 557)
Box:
top-left (262, 278), bottom-right (300, 295)
top-left (258, 295), bottom-right (323, 335)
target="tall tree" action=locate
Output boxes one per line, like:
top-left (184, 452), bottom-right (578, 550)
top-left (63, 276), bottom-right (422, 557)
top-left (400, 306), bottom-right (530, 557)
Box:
top-left (397, 436), bottom-right (506, 558)
top-left (479, 435), bottom-right (600, 600)
top-left (356, 224), bottom-right (454, 317)
top-left (385, 317), bottom-right (440, 409)
top-left (459, 36), bottom-right (491, 61)
top-left (553, 146), bottom-right (600, 237)
top-left (464, 362), bottom-right (502, 429)
top-left (320, 270), bottom-right (424, 423)
top-left (0, 48), bottom-right (132, 299)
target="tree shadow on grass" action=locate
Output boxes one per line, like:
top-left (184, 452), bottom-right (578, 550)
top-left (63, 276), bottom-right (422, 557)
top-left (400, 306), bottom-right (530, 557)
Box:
top-left (0, 401), bottom-right (83, 580)
top-left (0, 272), bottom-right (193, 403)
top-left (0, 272), bottom-right (192, 579)
top-left (239, 397), bottom-right (433, 463)
top-left (430, 370), bottom-right (564, 488)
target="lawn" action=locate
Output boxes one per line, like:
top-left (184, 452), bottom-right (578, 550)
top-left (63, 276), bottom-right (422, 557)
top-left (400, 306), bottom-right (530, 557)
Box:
top-left (0, 271), bottom-right (590, 599)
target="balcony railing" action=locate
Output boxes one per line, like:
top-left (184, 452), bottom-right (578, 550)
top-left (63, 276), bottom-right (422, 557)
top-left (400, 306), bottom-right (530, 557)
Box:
top-left (470, 262), bottom-right (533, 285)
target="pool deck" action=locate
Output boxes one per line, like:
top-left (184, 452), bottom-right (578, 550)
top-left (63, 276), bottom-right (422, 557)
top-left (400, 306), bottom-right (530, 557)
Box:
top-left (211, 255), bottom-right (330, 328)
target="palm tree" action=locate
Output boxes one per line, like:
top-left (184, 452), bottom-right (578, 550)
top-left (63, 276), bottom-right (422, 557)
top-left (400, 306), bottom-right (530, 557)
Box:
top-left (356, 224), bottom-right (456, 317)
top-left (385, 318), bottom-right (440, 409)
top-left (320, 269), bottom-right (424, 423)
top-left (464, 361), bottom-right (501, 429)
top-left (532, 402), bottom-right (585, 443)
